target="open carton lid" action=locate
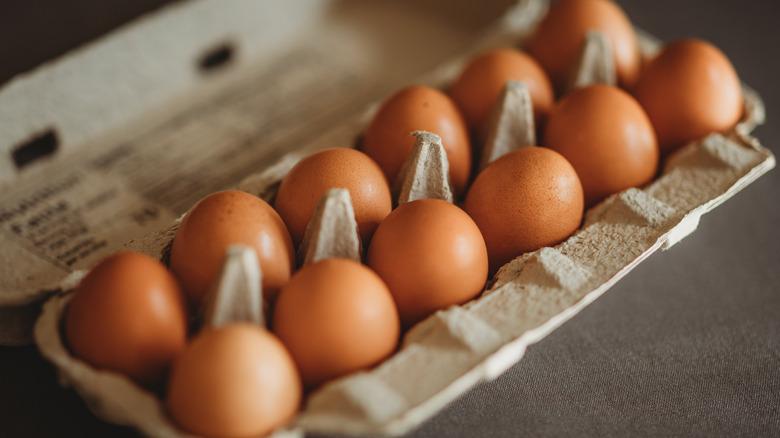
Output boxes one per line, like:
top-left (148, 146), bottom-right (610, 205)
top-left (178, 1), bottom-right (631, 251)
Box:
top-left (1, 0), bottom-right (775, 436)
top-left (0, 0), bottom-right (540, 344)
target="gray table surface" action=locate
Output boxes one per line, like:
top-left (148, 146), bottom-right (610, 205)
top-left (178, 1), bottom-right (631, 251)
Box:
top-left (1, 0), bottom-right (778, 436)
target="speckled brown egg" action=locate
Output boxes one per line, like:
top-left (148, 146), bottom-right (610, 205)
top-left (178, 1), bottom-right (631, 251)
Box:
top-left (166, 323), bottom-right (301, 438)
top-left (544, 84), bottom-right (659, 207)
top-left (169, 190), bottom-right (295, 307)
top-left (464, 147), bottom-right (584, 273)
top-left (65, 251), bottom-right (188, 389)
top-left (633, 38), bottom-right (743, 155)
top-left (527, 0), bottom-right (641, 91)
top-left (448, 47), bottom-right (555, 133)
top-left (367, 198), bottom-right (488, 328)
top-left (274, 147), bottom-right (392, 249)
top-left (272, 258), bottom-right (400, 390)
top-left (361, 85), bottom-right (472, 196)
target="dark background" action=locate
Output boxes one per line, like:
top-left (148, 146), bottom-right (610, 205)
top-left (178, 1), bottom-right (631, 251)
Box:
top-left (1, 0), bottom-right (778, 437)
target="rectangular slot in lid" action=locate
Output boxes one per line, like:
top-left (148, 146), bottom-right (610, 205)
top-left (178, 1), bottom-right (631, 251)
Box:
top-left (12, 129), bottom-right (59, 170)
top-left (198, 42), bottom-right (236, 74)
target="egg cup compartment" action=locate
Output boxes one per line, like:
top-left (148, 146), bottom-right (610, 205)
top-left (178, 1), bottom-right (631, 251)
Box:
top-left (27, 1), bottom-right (776, 437)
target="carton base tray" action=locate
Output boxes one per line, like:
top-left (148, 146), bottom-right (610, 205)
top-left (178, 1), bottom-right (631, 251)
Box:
top-left (34, 133), bottom-right (774, 436)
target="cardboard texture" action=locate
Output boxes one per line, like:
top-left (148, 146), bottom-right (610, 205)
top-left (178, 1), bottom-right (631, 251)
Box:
top-left (479, 80), bottom-right (536, 171)
top-left (395, 132), bottom-right (455, 205)
top-left (200, 245), bottom-right (265, 329)
top-left (568, 31), bottom-right (617, 91)
top-left (0, 0), bottom-right (773, 436)
top-left (298, 188), bottom-right (363, 266)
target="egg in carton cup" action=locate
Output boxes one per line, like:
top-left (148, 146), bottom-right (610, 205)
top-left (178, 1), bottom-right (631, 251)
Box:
top-left (0, 0), bottom-right (770, 437)
top-left (35, 19), bottom-right (774, 438)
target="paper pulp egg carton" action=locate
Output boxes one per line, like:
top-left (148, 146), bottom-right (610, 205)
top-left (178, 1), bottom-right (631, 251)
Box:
top-left (0, 0), bottom-right (774, 436)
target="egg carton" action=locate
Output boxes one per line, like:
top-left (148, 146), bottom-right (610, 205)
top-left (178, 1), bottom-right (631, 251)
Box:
top-left (2, 0), bottom-right (775, 436)
top-left (34, 131), bottom-right (775, 438)
top-left (35, 16), bottom-right (775, 438)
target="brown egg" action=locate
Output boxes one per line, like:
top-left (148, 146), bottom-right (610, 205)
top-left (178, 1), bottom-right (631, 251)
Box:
top-left (166, 323), bottom-right (301, 438)
top-left (272, 258), bottom-right (399, 389)
top-left (544, 84), bottom-right (658, 207)
top-left (464, 147), bottom-right (584, 273)
top-left (448, 48), bottom-right (555, 132)
top-left (65, 251), bottom-right (188, 389)
top-left (633, 38), bottom-right (743, 155)
top-left (527, 0), bottom-right (641, 91)
top-left (274, 147), bottom-right (392, 249)
top-left (367, 199), bottom-right (488, 328)
top-left (169, 190), bottom-right (294, 307)
top-left (362, 86), bottom-right (472, 196)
